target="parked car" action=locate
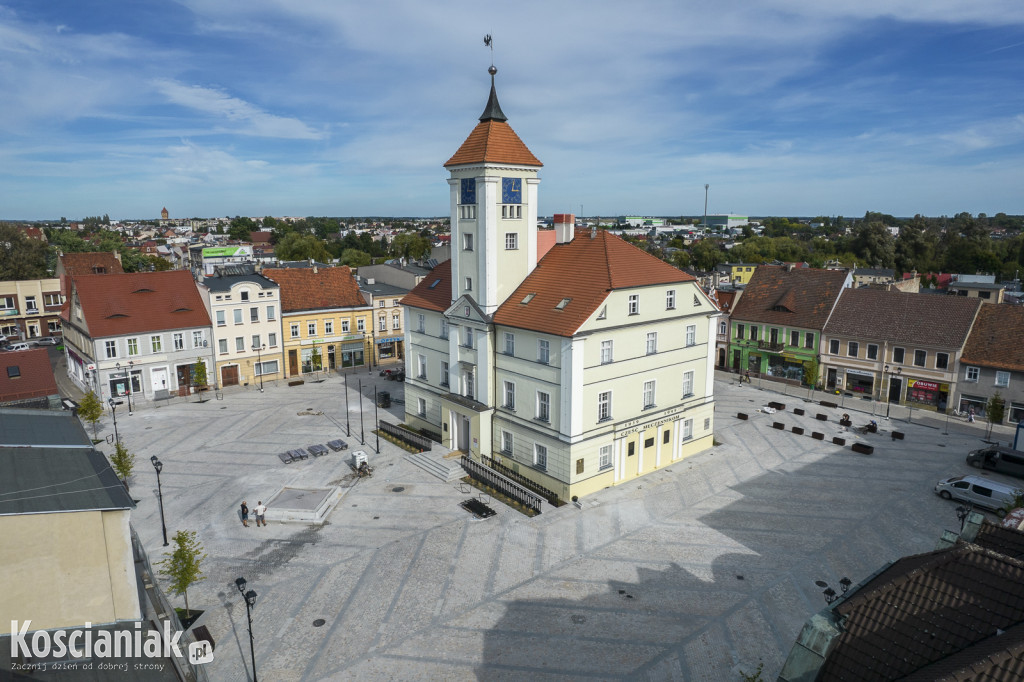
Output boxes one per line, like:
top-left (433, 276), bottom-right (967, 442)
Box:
top-left (33, 337), bottom-right (61, 346)
top-left (6, 342), bottom-right (31, 352)
top-left (967, 446), bottom-right (1024, 480)
top-left (934, 475), bottom-right (1021, 518)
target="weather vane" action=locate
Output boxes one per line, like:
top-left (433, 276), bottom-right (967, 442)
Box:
top-left (484, 34), bottom-right (494, 67)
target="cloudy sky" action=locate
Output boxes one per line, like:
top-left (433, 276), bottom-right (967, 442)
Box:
top-left (2, 1), bottom-right (1024, 220)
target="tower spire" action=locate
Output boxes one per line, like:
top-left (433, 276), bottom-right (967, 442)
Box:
top-left (479, 35), bottom-right (507, 122)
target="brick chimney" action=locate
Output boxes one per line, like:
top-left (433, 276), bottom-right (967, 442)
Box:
top-left (554, 214), bottom-right (575, 244)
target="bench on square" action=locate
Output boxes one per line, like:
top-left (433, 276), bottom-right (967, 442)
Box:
top-left (327, 439), bottom-right (349, 452)
top-left (308, 444), bottom-right (329, 457)
top-left (289, 448), bottom-right (310, 460)
top-left (278, 452), bottom-right (296, 464)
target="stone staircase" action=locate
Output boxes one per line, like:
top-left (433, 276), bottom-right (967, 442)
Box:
top-left (406, 451), bottom-right (466, 482)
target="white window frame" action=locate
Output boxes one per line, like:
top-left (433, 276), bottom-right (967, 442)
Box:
top-left (235, 337), bottom-right (245, 352)
top-left (233, 309), bottom-right (243, 325)
top-left (392, 314), bottom-right (400, 330)
top-left (417, 354), bottom-right (427, 379)
top-left (682, 418), bottom-right (693, 441)
top-left (666, 290), bottom-right (675, 310)
top-left (290, 323), bottom-right (299, 338)
top-left (173, 333), bottom-right (184, 351)
top-left (268, 332), bottom-right (277, 347)
top-left (599, 444), bottom-right (612, 470)
top-left (682, 370), bottom-right (694, 397)
top-left (537, 391), bottom-right (550, 422)
top-left (105, 340), bottom-right (117, 359)
top-left (505, 233), bottom-right (518, 250)
top-left (600, 340), bottom-right (613, 364)
top-left (966, 366), bottom-right (979, 382)
top-left (325, 320), bottom-right (334, 335)
top-left (996, 371), bottom-right (1010, 388)
top-left (216, 310), bottom-right (226, 327)
top-left (192, 331), bottom-right (204, 348)
top-left (357, 318), bottom-right (365, 332)
top-left (417, 397), bottom-right (426, 416)
top-left (341, 319), bottom-right (350, 333)
top-left (502, 430), bottom-right (513, 454)
top-left (440, 319), bottom-right (449, 339)
top-left (534, 443), bottom-right (547, 470)
top-left (643, 380), bottom-right (656, 409)
top-left (127, 338), bottom-right (139, 356)
top-left (417, 314), bottom-right (425, 333)
top-left (440, 361), bottom-right (449, 387)
top-left (628, 294), bottom-right (639, 315)
top-left (308, 321), bottom-right (316, 337)
top-left (504, 332), bottom-right (515, 356)
top-left (686, 325), bottom-right (696, 347)
top-left (267, 305), bottom-right (276, 321)
top-left (538, 339), bottom-right (550, 364)
top-left (504, 380), bottom-right (515, 410)
top-left (597, 391), bottom-right (611, 421)
top-left (647, 332), bottom-right (657, 355)
top-left (218, 339), bottom-right (228, 354)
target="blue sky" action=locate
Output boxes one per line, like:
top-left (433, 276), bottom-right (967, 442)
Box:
top-left (2, 1), bottom-right (1024, 221)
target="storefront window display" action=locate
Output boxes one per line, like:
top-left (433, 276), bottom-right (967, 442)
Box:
top-left (766, 356), bottom-right (805, 383)
top-left (906, 379), bottom-right (948, 410)
top-left (844, 370), bottom-right (875, 394)
top-left (959, 395), bottom-right (987, 418)
top-left (1009, 403), bottom-right (1024, 424)
top-left (341, 343), bottom-right (364, 368)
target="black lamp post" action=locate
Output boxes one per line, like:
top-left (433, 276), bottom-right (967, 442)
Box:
top-left (252, 344), bottom-right (266, 392)
top-left (344, 372), bottom-right (351, 437)
top-left (884, 364), bottom-right (902, 419)
top-left (358, 379), bottom-right (365, 445)
top-left (107, 398), bottom-right (122, 444)
top-left (374, 386), bottom-right (380, 453)
top-left (235, 577), bottom-right (258, 682)
top-left (127, 360), bottom-right (134, 414)
top-left (150, 456), bottom-right (168, 546)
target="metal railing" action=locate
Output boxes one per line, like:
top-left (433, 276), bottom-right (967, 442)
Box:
top-left (379, 420), bottom-right (433, 451)
top-left (461, 455), bottom-right (546, 513)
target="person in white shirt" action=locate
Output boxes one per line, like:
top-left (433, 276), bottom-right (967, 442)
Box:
top-left (254, 501), bottom-right (267, 527)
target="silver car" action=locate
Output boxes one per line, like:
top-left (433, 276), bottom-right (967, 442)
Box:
top-left (33, 337), bottom-right (61, 346)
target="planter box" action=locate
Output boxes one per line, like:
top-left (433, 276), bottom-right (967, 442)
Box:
top-left (852, 443), bottom-right (874, 455)
top-left (791, 427), bottom-right (804, 435)
top-left (839, 419), bottom-right (852, 427)
top-left (794, 408), bottom-right (805, 416)
top-left (772, 422), bottom-right (785, 430)
top-left (288, 379), bottom-right (305, 387)
top-left (737, 413), bottom-right (748, 420)
top-left (816, 414), bottom-right (828, 421)
top-left (833, 437), bottom-right (846, 446)
top-left (768, 402), bottom-right (786, 411)
top-left (812, 432), bottom-right (825, 440)
top-left (892, 431), bottom-right (905, 440)
top-left (820, 401), bottom-right (838, 409)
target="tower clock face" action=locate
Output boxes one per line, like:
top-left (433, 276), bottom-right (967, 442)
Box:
top-left (501, 177), bottom-right (522, 204)
top-left (460, 178), bottom-right (476, 205)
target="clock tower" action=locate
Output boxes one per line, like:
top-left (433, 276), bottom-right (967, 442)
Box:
top-left (444, 66), bottom-right (543, 315)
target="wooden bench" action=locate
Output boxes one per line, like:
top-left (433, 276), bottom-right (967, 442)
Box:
top-left (852, 443), bottom-right (874, 455)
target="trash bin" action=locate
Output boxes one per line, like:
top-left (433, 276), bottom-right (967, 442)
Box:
top-left (378, 391), bottom-right (391, 408)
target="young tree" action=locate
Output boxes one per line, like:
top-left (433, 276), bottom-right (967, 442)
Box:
top-left (310, 345), bottom-right (322, 374)
top-left (110, 440), bottom-right (136, 489)
top-left (157, 530), bottom-right (208, 621)
top-left (78, 390), bottom-right (103, 440)
top-left (803, 359), bottom-right (820, 396)
top-left (987, 391), bottom-right (1006, 439)
top-left (192, 359), bottom-right (208, 402)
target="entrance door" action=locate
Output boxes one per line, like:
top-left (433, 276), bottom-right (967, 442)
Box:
top-left (826, 367), bottom-right (837, 390)
top-left (889, 377), bottom-right (903, 403)
top-left (732, 349), bottom-right (741, 370)
top-left (151, 367), bottom-right (169, 393)
top-left (717, 348), bottom-right (726, 367)
top-left (289, 349), bottom-right (299, 376)
top-left (222, 365), bottom-right (239, 387)
top-left (176, 364), bottom-right (193, 396)
top-left (327, 345), bottom-right (336, 370)
top-left (459, 415), bottom-right (470, 454)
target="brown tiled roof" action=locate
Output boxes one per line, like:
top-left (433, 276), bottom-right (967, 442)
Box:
top-left (492, 230), bottom-right (695, 337)
top-left (730, 265), bottom-right (848, 331)
top-left (715, 290), bottom-right (737, 312)
top-left (68, 271), bottom-right (210, 338)
top-left (824, 288), bottom-right (982, 349)
top-left (249, 231), bottom-right (273, 243)
top-left (961, 304), bottom-right (1024, 372)
top-left (820, 544), bottom-right (1024, 681)
top-left (0, 349), bottom-right (58, 402)
top-left (900, 621), bottom-right (1024, 681)
top-left (401, 261), bottom-right (452, 313)
top-left (973, 519), bottom-right (1024, 561)
top-left (60, 252), bottom-right (124, 276)
top-left (444, 120), bottom-right (542, 167)
top-left (262, 266), bottom-right (366, 313)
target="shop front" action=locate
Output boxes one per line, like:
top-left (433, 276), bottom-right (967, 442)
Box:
top-left (340, 342), bottom-right (365, 368)
top-left (375, 335), bottom-right (404, 362)
top-left (959, 394), bottom-right (988, 418)
top-left (843, 369), bottom-right (875, 395)
top-left (906, 378), bottom-right (949, 411)
top-left (766, 355), bottom-right (807, 383)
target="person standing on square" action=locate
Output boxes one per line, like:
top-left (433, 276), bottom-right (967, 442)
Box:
top-left (240, 501), bottom-right (249, 527)
top-left (254, 500), bottom-right (267, 527)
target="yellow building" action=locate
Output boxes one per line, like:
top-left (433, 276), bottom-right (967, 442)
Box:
top-left (728, 263), bottom-right (759, 285)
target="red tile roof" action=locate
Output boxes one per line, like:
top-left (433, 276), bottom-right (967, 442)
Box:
top-left (59, 252), bottom-right (124, 277)
top-left (492, 230), bottom-right (695, 336)
top-left (0, 349), bottom-right (58, 402)
top-left (67, 271), bottom-right (211, 338)
top-left (962, 303), bottom-right (1024, 372)
top-left (400, 261), bottom-right (452, 313)
top-left (730, 265), bottom-right (849, 331)
top-left (825, 288), bottom-right (982, 349)
top-left (262, 266), bottom-right (366, 313)
top-left (444, 120), bottom-right (542, 167)
top-left (249, 231), bottom-right (273, 243)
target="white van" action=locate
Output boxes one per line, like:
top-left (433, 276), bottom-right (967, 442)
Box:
top-left (934, 475), bottom-right (1021, 518)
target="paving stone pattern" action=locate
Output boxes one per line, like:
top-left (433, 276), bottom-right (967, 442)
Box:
top-left (106, 370), bottom-right (1003, 680)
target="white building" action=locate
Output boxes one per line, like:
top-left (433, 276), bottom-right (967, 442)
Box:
top-left (402, 70), bottom-right (718, 501)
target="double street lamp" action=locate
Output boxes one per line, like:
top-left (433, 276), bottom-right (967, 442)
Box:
top-left (150, 456), bottom-right (168, 546)
top-left (883, 364), bottom-right (903, 419)
top-left (235, 577), bottom-right (258, 682)
top-left (107, 398), bottom-right (122, 443)
top-left (252, 344), bottom-right (266, 392)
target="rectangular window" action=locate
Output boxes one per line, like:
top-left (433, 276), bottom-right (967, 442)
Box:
top-left (666, 290), bottom-right (675, 310)
top-left (804, 332), bottom-right (814, 349)
top-left (601, 340), bottom-right (613, 364)
top-left (341, 319), bottom-right (350, 333)
top-left (440, 319), bottom-right (449, 339)
top-left (417, 397), bottom-right (426, 416)
top-left (576, 458), bottom-right (584, 475)
top-left (504, 332), bottom-right (515, 355)
top-left (44, 293), bottom-right (61, 306)
top-left (829, 339), bottom-right (839, 354)
top-left (440, 361), bottom-right (449, 387)
top-left (254, 360), bottom-right (279, 376)
top-left (750, 326), bottom-right (759, 341)
top-left (966, 366), bottom-right (979, 382)
top-left (867, 344), bottom-right (878, 360)
top-left (173, 333), bottom-right (184, 351)
top-left (465, 277), bottom-right (472, 291)
top-left (325, 320), bottom-right (334, 335)
top-left (464, 327), bottom-right (474, 348)
top-left (597, 391), bottom-right (611, 421)
top-left (378, 300), bottom-right (386, 308)
top-left (105, 340), bottom-right (117, 359)
top-left (628, 294), bottom-right (639, 315)
top-left (268, 333), bottom-right (277, 347)
top-left (418, 314), bottom-right (425, 333)
top-left (216, 310), bottom-right (226, 327)
top-left (504, 381), bottom-right (516, 409)
top-left (417, 354), bottom-right (427, 379)
top-left (463, 233), bottom-right (474, 251)
top-left (240, 291), bottom-right (249, 301)
top-left (251, 334), bottom-right (261, 349)
top-left (235, 337), bottom-right (244, 352)
top-left (308, 322), bottom-right (316, 336)
top-left (538, 339), bottom-right (550, 364)
top-left (719, 320), bottom-right (727, 335)
top-left (357, 318), bottom-right (365, 332)
top-left (290, 323), bottom-right (299, 338)
top-left (664, 430), bottom-right (671, 444)
top-left (790, 330), bottom-right (799, 347)
top-left (682, 419), bottom-right (693, 440)
top-left (936, 352), bottom-right (949, 370)
top-left (893, 347), bottom-right (905, 364)
top-left (686, 325), bottom-right (696, 347)
top-left (599, 445), bottom-right (612, 469)
top-left (465, 369), bottom-right (475, 399)
top-left (682, 370), bottom-right (694, 397)
top-left (379, 317), bottom-right (387, 332)
top-left (505, 233), bottom-right (518, 250)
top-left (127, 338), bottom-right (139, 356)
top-left (537, 391), bottom-right (550, 421)
top-left (914, 349), bottom-right (926, 367)
top-left (848, 341), bottom-right (859, 358)
top-left (502, 430), bottom-right (513, 454)
top-left (534, 444), bottom-right (547, 470)
top-left (267, 305), bottom-right (276, 321)
top-left (233, 309), bottom-right (243, 325)
top-left (192, 331), bottom-right (203, 348)
top-left (218, 339), bottom-right (228, 354)
top-left (643, 380), bottom-right (655, 408)
top-left (736, 323), bottom-right (745, 339)
top-left (647, 332), bottom-right (657, 355)
top-left (392, 314), bottom-right (400, 330)
top-left (25, 296), bottom-right (37, 311)
top-left (996, 371), bottom-right (1011, 387)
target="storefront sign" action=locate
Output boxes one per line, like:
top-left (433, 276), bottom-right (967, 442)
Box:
top-left (844, 368), bottom-right (875, 377)
top-left (909, 379), bottom-right (939, 391)
top-left (616, 403), bottom-right (696, 437)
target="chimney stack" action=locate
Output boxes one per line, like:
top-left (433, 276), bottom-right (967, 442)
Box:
top-left (554, 214), bottom-right (575, 244)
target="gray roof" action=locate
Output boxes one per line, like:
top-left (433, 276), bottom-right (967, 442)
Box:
top-left (360, 281), bottom-right (410, 297)
top-left (0, 447), bottom-right (134, 515)
top-left (950, 281), bottom-right (1005, 290)
top-left (824, 288), bottom-right (982, 348)
top-left (202, 271), bottom-right (279, 292)
top-left (854, 267), bottom-right (894, 277)
top-left (0, 408), bottom-right (93, 448)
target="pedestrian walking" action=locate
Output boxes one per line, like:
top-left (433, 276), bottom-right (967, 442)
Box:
top-left (240, 500), bottom-right (249, 528)
top-left (254, 500), bottom-right (267, 527)
top-left (744, 370), bottom-right (751, 384)
top-left (968, 407), bottom-right (976, 423)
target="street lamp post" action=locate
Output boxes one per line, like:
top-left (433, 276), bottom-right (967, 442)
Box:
top-left (703, 183), bottom-right (710, 230)
top-left (374, 386), bottom-right (380, 453)
top-left (344, 372), bottom-right (351, 437)
top-left (107, 398), bottom-right (122, 444)
top-left (235, 577), bottom-right (258, 682)
top-left (884, 364), bottom-right (902, 420)
top-left (126, 361), bottom-right (134, 415)
top-left (252, 344), bottom-right (266, 392)
top-left (358, 379), bottom-right (365, 445)
top-left (150, 456), bottom-right (168, 546)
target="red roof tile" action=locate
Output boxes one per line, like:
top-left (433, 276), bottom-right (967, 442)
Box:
top-left (492, 230), bottom-right (695, 337)
top-left (444, 120), bottom-right (542, 167)
top-left (961, 303), bottom-right (1024, 372)
top-left (401, 261), bottom-right (452, 313)
top-left (262, 267), bottom-right (366, 313)
top-left (0, 349), bottom-right (58, 402)
top-left (59, 252), bottom-right (124, 277)
top-left (68, 271), bottom-right (211, 338)
top-left (730, 266), bottom-right (849, 331)
top-left (825, 288), bottom-right (982, 349)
